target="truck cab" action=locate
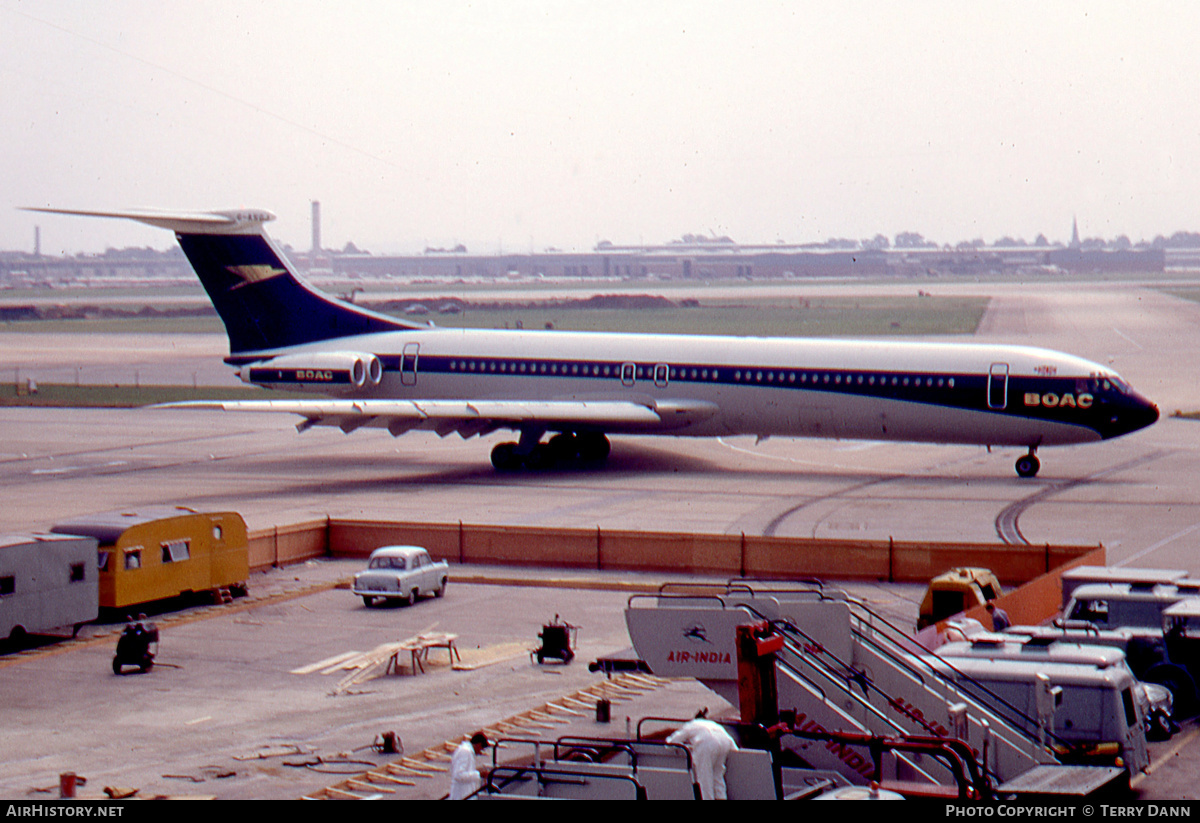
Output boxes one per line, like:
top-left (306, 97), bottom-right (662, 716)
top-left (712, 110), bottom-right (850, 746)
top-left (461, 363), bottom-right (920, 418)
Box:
top-left (917, 567), bottom-right (1005, 630)
top-left (1059, 582), bottom-right (1200, 717)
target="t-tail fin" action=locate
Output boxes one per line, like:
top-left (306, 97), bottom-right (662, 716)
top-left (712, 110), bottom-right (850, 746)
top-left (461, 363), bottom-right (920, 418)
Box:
top-left (23, 207), bottom-right (418, 355)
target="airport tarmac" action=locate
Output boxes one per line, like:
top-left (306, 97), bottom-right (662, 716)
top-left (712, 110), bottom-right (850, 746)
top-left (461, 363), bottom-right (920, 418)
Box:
top-left (0, 277), bottom-right (1198, 800)
top-left (0, 560), bottom-right (747, 800)
top-left (0, 278), bottom-right (1196, 564)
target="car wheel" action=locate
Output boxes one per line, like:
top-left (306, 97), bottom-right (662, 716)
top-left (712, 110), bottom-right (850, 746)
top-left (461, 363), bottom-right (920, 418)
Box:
top-left (1148, 710), bottom-right (1174, 741)
top-left (112, 657), bottom-right (122, 676)
top-left (362, 595), bottom-right (375, 607)
top-left (435, 578), bottom-right (447, 598)
top-left (406, 589), bottom-right (417, 607)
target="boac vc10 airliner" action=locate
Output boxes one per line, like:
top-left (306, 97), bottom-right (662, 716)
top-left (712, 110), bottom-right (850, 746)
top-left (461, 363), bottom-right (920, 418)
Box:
top-left (27, 207), bottom-right (1159, 477)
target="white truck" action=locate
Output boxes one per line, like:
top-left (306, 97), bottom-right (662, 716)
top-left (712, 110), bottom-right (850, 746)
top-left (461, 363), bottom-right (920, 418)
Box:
top-left (352, 545), bottom-right (448, 607)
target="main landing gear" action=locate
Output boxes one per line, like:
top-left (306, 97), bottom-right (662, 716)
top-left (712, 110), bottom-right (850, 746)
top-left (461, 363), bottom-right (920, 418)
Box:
top-left (1015, 447), bottom-right (1041, 479)
top-left (491, 432), bottom-right (611, 472)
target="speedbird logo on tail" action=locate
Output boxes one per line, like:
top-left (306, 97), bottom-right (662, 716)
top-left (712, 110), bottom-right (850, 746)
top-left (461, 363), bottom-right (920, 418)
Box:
top-left (225, 264), bottom-right (287, 289)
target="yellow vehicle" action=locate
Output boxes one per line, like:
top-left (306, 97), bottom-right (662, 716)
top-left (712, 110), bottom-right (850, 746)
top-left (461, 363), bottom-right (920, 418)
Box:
top-left (917, 567), bottom-right (1005, 630)
top-left (52, 507), bottom-right (248, 611)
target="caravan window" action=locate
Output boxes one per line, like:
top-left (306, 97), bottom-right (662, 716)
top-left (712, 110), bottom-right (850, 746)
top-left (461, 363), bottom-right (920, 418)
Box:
top-left (0, 576), bottom-right (13, 596)
top-left (98, 551), bottom-right (110, 572)
top-left (161, 539), bottom-right (190, 563)
top-left (70, 563), bottom-right (85, 583)
top-left (124, 548), bottom-right (142, 570)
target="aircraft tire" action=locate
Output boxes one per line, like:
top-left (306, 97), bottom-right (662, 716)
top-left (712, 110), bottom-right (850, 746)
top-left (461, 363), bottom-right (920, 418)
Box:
top-left (525, 443), bottom-right (557, 471)
top-left (577, 433), bottom-right (610, 463)
top-left (548, 432), bottom-right (579, 460)
top-left (1015, 454), bottom-right (1040, 478)
top-left (491, 442), bottom-right (522, 471)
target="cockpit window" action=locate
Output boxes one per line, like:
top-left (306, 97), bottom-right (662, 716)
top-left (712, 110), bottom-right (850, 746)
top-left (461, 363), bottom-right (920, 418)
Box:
top-left (1089, 374), bottom-right (1130, 395)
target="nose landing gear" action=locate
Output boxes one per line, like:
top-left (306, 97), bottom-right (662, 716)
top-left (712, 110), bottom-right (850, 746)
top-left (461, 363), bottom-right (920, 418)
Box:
top-left (1015, 448), bottom-right (1041, 478)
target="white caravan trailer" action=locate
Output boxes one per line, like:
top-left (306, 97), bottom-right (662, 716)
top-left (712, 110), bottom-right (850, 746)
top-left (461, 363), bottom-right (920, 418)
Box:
top-left (0, 533), bottom-right (99, 640)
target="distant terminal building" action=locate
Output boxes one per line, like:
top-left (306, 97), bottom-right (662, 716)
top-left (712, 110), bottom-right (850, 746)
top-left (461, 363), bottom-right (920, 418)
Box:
top-left (0, 236), bottom-right (1171, 287)
top-left (292, 240), bottom-right (1164, 281)
top-left (306, 244), bottom-right (889, 281)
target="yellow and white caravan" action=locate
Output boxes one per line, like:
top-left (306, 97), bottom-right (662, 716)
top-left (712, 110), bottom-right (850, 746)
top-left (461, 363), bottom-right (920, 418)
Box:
top-left (52, 507), bottom-right (248, 611)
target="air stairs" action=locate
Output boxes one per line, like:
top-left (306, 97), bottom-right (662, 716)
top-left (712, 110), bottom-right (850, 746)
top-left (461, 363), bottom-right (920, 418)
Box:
top-left (625, 581), bottom-right (1065, 789)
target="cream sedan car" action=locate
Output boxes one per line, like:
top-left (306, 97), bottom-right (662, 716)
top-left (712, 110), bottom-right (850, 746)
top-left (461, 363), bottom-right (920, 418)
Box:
top-left (352, 546), bottom-right (449, 607)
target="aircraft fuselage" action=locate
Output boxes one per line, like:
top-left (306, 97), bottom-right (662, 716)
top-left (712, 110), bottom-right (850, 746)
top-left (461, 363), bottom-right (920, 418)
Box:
top-left (233, 326), bottom-right (1158, 449)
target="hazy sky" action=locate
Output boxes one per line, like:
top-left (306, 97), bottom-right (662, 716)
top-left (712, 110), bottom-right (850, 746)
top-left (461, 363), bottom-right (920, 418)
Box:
top-left (4, 1), bottom-right (1200, 255)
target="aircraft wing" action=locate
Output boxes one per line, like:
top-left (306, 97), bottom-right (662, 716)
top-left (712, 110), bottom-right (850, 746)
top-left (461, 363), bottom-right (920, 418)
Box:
top-left (155, 398), bottom-right (718, 438)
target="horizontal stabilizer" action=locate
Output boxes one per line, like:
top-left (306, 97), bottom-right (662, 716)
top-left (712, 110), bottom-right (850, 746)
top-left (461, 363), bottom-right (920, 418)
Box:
top-left (22, 207), bottom-right (274, 235)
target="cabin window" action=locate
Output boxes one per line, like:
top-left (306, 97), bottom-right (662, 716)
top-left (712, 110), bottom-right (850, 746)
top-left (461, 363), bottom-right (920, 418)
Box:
top-left (124, 548), bottom-right (142, 570)
top-left (1070, 599), bottom-right (1108, 623)
top-left (1122, 688), bottom-right (1138, 729)
top-left (162, 539), bottom-right (191, 564)
top-left (0, 576), bottom-right (13, 596)
top-left (213, 525), bottom-right (223, 541)
top-left (98, 551), bottom-right (111, 572)
top-left (70, 563), bottom-right (86, 583)
top-left (932, 590), bottom-right (966, 620)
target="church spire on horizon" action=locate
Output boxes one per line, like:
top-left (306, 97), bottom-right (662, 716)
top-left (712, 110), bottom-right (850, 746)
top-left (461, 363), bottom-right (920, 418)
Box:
top-left (1070, 216), bottom-right (1081, 249)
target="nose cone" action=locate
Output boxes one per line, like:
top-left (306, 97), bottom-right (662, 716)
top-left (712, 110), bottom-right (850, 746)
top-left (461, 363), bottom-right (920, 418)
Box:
top-left (1103, 391), bottom-right (1159, 439)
